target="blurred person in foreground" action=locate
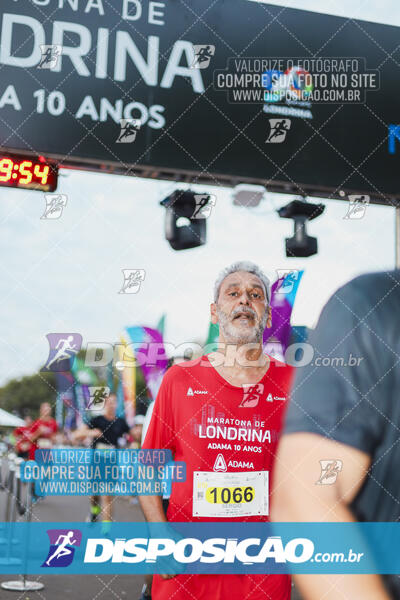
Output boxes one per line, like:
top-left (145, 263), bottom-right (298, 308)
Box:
top-left (271, 271), bottom-right (400, 599)
top-left (29, 402), bottom-right (58, 460)
top-left (139, 261), bottom-right (295, 600)
top-left (73, 393), bottom-right (132, 525)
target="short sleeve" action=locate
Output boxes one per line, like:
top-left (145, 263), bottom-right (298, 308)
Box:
top-left (285, 277), bottom-right (388, 455)
top-left (141, 369), bottom-right (176, 452)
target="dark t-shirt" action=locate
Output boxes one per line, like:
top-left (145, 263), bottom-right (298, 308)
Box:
top-left (284, 270), bottom-right (400, 597)
top-left (89, 416), bottom-right (129, 448)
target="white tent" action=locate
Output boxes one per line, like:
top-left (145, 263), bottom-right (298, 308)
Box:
top-left (0, 408), bottom-right (24, 428)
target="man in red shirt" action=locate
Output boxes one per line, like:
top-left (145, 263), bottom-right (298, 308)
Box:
top-left (29, 402), bottom-right (58, 460)
top-left (140, 261), bottom-right (294, 600)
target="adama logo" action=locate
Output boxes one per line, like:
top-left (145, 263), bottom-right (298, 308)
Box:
top-left (266, 394), bottom-right (286, 402)
top-left (228, 460), bottom-right (254, 469)
top-left (213, 454), bottom-right (227, 472)
top-left (187, 387), bottom-right (208, 396)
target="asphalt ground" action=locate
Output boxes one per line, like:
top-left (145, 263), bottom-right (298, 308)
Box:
top-left (0, 485), bottom-right (302, 600)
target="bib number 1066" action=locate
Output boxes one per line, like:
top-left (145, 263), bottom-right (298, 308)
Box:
top-left (206, 486), bottom-right (254, 505)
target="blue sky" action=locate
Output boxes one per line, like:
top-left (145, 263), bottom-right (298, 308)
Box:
top-left (0, 0), bottom-right (397, 386)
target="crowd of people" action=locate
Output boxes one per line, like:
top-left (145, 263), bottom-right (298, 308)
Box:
top-left (11, 396), bottom-right (145, 523)
top-left (6, 260), bottom-right (399, 600)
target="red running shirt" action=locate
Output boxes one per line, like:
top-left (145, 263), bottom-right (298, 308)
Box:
top-left (28, 418), bottom-right (58, 460)
top-left (142, 354), bottom-right (295, 600)
top-left (14, 426), bottom-right (34, 455)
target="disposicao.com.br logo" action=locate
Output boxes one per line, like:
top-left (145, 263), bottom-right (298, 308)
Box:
top-left (8, 521), bottom-right (381, 575)
top-left (83, 535), bottom-right (314, 565)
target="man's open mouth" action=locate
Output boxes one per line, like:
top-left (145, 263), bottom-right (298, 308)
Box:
top-left (233, 313), bottom-right (254, 321)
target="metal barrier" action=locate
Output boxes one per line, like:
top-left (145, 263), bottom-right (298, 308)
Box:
top-left (0, 452), bottom-right (44, 592)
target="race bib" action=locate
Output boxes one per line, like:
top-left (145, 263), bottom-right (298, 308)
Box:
top-left (193, 471), bottom-right (268, 518)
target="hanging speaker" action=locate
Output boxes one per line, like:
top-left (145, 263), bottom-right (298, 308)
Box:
top-left (160, 190), bottom-right (209, 251)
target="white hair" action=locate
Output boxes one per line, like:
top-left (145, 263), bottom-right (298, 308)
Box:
top-left (213, 261), bottom-right (271, 304)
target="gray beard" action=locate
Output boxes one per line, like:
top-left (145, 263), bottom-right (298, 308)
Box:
top-left (216, 306), bottom-right (268, 344)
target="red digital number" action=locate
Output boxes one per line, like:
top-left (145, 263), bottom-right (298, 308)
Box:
top-left (34, 164), bottom-right (50, 185)
top-left (0, 158), bottom-right (13, 182)
top-left (19, 161), bottom-right (33, 185)
top-left (0, 156), bottom-right (56, 190)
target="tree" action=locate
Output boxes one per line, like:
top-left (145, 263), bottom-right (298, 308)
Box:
top-left (0, 372), bottom-right (57, 418)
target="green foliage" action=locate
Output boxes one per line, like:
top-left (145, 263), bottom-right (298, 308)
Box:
top-left (0, 354), bottom-right (168, 421)
top-left (0, 372), bottom-right (57, 418)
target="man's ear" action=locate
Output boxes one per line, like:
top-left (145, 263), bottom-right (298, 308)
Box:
top-left (265, 306), bottom-right (272, 328)
top-left (210, 303), bottom-right (218, 324)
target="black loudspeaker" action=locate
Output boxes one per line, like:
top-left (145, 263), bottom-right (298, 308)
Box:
top-left (278, 200), bottom-right (325, 258)
top-left (160, 190), bottom-right (208, 251)
top-left (285, 229), bottom-right (318, 257)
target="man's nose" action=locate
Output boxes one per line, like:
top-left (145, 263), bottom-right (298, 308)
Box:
top-left (238, 291), bottom-right (251, 305)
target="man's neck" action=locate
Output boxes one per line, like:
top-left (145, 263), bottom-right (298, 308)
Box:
top-left (208, 341), bottom-right (270, 386)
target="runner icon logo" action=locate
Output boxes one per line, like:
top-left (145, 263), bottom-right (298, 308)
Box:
top-left (42, 333), bottom-right (82, 372)
top-left (42, 529), bottom-right (82, 568)
top-left (276, 269), bottom-right (300, 294)
top-left (191, 45), bottom-right (215, 69)
top-left (213, 453), bottom-right (227, 472)
top-left (42, 194), bottom-right (68, 220)
top-left (116, 119), bottom-right (141, 143)
top-left (315, 460), bottom-right (343, 485)
top-left (119, 269), bottom-right (146, 294)
top-left (266, 118), bottom-right (291, 143)
top-left (343, 195), bottom-right (370, 220)
top-left (86, 386), bottom-right (110, 410)
top-left (37, 45), bottom-right (62, 70)
top-left (240, 383), bottom-right (264, 408)
top-left (192, 194), bottom-right (217, 219)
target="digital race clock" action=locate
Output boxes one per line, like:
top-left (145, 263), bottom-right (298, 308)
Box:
top-left (0, 155), bottom-right (58, 192)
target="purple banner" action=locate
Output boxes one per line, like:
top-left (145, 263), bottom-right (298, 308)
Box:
top-left (263, 271), bottom-right (304, 360)
top-left (125, 326), bottom-right (168, 401)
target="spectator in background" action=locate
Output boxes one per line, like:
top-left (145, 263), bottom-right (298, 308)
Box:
top-left (130, 414), bottom-right (145, 449)
top-left (29, 402), bottom-right (58, 460)
top-left (14, 414), bottom-right (33, 459)
top-left (73, 393), bottom-right (133, 526)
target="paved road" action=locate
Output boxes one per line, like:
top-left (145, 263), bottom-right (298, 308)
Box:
top-left (0, 485), bottom-right (302, 600)
top-left (0, 489), bottom-right (146, 600)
